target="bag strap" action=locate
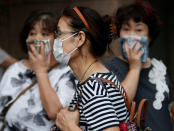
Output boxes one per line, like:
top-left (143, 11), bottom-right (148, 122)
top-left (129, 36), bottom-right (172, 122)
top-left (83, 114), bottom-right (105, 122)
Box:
top-left (101, 78), bottom-right (131, 112)
top-left (135, 98), bottom-right (148, 127)
top-left (100, 78), bottom-right (148, 127)
top-left (129, 101), bottom-right (136, 122)
top-left (2, 63), bottom-right (58, 119)
top-left (3, 80), bottom-right (37, 118)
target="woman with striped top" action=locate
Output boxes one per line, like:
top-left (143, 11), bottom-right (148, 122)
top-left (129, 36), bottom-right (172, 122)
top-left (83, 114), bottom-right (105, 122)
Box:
top-left (52, 6), bottom-right (144, 131)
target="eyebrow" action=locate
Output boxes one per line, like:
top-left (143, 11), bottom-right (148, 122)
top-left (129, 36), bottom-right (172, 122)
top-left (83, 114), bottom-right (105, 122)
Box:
top-left (135, 23), bottom-right (144, 27)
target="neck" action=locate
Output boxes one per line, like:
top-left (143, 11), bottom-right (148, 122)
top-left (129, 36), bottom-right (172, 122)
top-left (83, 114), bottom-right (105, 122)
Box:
top-left (69, 54), bottom-right (97, 82)
top-left (69, 54), bottom-right (109, 83)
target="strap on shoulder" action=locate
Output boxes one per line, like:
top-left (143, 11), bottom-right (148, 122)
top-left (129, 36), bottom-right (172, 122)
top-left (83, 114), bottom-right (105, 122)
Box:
top-left (101, 78), bottom-right (131, 112)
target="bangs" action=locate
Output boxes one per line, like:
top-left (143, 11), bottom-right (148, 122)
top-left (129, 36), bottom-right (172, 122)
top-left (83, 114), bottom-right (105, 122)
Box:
top-left (121, 7), bottom-right (146, 25)
top-left (40, 18), bottom-right (56, 33)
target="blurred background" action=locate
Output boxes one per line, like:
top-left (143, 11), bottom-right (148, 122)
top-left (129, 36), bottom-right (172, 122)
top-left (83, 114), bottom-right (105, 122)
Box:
top-left (0, 0), bottom-right (174, 100)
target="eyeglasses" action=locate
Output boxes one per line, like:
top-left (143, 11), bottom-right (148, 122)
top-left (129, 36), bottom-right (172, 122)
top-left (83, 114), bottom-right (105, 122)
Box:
top-left (54, 31), bottom-right (78, 38)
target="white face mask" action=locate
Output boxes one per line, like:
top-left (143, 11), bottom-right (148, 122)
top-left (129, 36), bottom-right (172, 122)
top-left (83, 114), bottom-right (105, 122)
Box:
top-left (53, 33), bottom-right (78, 65)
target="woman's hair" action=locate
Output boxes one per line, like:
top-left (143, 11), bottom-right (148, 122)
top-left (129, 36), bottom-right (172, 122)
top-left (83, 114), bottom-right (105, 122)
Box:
top-left (60, 6), bottom-right (113, 57)
top-left (20, 9), bottom-right (58, 53)
top-left (115, 1), bottom-right (162, 45)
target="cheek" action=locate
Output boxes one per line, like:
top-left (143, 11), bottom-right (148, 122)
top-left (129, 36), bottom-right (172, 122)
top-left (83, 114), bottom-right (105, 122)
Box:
top-left (120, 30), bottom-right (128, 37)
top-left (27, 35), bottom-right (34, 41)
top-left (62, 39), bottom-right (76, 54)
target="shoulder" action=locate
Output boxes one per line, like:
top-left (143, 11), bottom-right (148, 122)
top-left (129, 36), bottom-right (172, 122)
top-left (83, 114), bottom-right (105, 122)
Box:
top-left (0, 60), bottom-right (27, 91)
top-left (2, 60), bottom-right (25, 76)
top-left (149, 58), bottom-right (167, 78)
top-left (151, 58), bottom-right (167, 70)
top-left (149, 58), bottom-right (171, 88)
top-left (103, 57), bottom-right (123, 66)
top-left (51, 65), bottom-right (77, 85)
top-left (103, 57), bottom-right (129, 79)
top-left (81, 72), bottom-right (121, 101)
top-left (51, 65), bottom-right (73, 77)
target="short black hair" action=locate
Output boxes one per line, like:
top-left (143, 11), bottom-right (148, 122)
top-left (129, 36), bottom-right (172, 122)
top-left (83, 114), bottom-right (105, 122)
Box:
top-left (20, 9), bottom-right (58, 53)
top-left (60, 6), bottom-right (113, 57)
top-left (115, 1), bottom-right (162, 46)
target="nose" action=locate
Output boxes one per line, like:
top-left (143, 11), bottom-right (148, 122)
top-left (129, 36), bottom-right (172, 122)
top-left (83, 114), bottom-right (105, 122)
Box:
top-left (34, 34), bottom-right (45, 40)
top-left (128, 31), bottom-right (136, 36)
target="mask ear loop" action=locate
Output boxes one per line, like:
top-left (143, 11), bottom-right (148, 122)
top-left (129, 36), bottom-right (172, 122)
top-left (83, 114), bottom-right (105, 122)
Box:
top-left (68, 47), bottom-right (78, 55)
top-left (63, 32), bottom-right (79, 55)
top-left (62, 32), bottom-right (78, 41)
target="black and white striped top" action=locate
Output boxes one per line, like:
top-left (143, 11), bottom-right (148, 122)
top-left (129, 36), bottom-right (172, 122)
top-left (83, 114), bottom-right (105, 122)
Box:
top-left (70, 72), bottom-right (129, 131)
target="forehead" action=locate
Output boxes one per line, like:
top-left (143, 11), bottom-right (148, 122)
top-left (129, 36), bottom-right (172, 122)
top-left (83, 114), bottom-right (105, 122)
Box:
top-left (123, 19), bottom-right (147, 27)
top-left (58, 16), bottom-right (73, 31)
top-left (31, 21), bottom-right (42, 29)
top-left (31, 21), bottom-right (50, 32)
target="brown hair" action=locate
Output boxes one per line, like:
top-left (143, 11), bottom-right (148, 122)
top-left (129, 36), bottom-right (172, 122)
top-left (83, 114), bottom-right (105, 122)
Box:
top-left (60, 6), bottom-right (113, 57)
top-left (115, 1), bottom-right (162, 46)
top-left (20, 9), bottom-right (58, 53)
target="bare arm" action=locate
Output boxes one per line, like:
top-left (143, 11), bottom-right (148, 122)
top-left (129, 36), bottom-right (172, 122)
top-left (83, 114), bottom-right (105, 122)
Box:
top-left (0, 48), bottom-right (17, 68)
top-left (0, 57), bottom-right (18, 69)
top-left (35, 72), bottom-right (62, 120)
top-left (121, 41), bottom-right (144, 102)
top-left (121, 68), bottom-right (141, 102)
top-left (28, 44), bottom-right (62, 120)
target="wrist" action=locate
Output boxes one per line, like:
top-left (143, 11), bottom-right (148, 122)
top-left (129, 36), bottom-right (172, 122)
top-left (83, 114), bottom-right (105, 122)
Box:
top-left (129, 67), bottom-right (141, 73)
top-left (35, 70), bottom-right (48, 76)
top-left (66, 123), bottom-right (80, 131)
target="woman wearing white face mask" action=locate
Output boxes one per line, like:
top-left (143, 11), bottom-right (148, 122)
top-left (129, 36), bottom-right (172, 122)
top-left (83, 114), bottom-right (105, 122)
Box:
top-left (50, 6), bottom-right (147, 131)
top-left (0, 10), bottom-right (76, 131)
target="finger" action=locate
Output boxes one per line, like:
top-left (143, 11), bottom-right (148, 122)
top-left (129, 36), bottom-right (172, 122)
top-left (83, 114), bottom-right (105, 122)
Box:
top-left (129, 40), bottom-right (137, 50)
top-left (137, 48), bottom-right (145, 57)
top-left (28, 51), bottom-right (36, 61)
top-left (30, 44), bottom-right (39, 57)
top-left (40, 42), bottom-right (45, 56)
top-left (134, 43), bottom-right (143, 52)
top-left (124, 41), bottom-right (130, 57)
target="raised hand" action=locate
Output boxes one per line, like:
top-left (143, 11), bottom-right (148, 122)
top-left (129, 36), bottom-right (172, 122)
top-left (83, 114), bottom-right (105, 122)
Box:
top-left (28, 42), bottom-right (51, 73)
top-left (124, 40), bottom-right (144, 71)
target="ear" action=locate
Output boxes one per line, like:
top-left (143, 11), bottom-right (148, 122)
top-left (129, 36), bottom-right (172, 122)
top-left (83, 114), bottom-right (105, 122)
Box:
top-left (76, 31), bottom-right (86, 48)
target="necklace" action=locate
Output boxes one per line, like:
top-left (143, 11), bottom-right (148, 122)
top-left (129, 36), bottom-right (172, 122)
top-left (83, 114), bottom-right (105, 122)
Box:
top-left (79, 60), bottom-right (97, 82)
